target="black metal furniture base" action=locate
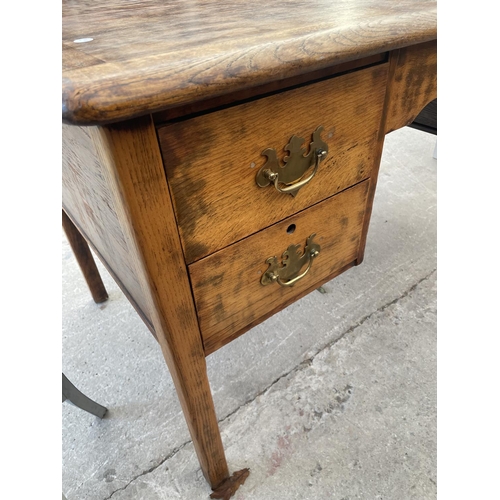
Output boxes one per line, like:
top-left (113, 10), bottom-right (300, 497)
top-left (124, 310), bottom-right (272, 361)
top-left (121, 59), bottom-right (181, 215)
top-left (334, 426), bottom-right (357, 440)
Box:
top-left (62, 373), bottom-right (107, 419)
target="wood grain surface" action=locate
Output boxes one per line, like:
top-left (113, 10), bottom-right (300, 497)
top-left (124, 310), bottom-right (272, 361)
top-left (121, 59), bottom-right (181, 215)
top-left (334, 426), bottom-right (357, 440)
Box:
top-left (62, 0), bottom-right (437, 125)
top-left (190, 180), bottom-right (370, 354)
top-left (61, 6), bottom-right (438, 489)
top-left (62, 123), bottom-right (151, 325)
top-left (384, 40), bottom-right (437, 134)
top-left (160, 64), bottom-right (388, 264)
top-left (152, 53), bottom-right (386, 125)
top-left (91, 116), bottom-right (230, 487)
top-left (62, 209), bottom-right (109, 304)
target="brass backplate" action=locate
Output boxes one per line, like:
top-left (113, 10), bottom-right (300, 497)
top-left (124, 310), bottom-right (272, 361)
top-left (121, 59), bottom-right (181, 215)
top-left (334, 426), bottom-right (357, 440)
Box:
top-left (261, 234), bottom-right (320, 287)
top-left (256, 126), bottom-right (329, 196)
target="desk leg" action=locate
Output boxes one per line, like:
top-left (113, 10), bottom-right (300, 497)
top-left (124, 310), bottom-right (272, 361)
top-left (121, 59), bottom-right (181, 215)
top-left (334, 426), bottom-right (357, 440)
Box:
top-left (62, 209), bottom-right (109, 304)
top-left (91, 116), bottom-right (229, 489)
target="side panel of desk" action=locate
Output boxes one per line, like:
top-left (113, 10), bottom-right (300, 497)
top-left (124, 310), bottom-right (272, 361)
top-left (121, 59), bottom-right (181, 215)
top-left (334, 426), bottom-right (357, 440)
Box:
top-left (62, 124), bottom-right (154, 332)
top-left (62, 117), bottom-right (231, 488)
top-left (355, 40), bottom-right (437, 266)
top-left (385, 40), bottom-right (437, 134)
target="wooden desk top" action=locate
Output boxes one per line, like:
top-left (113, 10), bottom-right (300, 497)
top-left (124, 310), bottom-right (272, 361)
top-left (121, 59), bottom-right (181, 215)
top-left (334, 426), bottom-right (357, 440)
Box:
top-left (62, 0), bottom-right (436, 125)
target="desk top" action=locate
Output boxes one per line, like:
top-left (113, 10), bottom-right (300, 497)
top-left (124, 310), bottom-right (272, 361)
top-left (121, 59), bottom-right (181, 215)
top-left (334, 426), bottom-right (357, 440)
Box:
top-left (62, 0), bottom-right (436, 126)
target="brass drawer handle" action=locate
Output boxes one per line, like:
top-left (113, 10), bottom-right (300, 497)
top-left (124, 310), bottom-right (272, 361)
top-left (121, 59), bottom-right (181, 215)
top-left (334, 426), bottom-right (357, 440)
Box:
top-left (256, 126), bottom-right (329, 197)
top-left (261, 234), bottom-right (320, 287)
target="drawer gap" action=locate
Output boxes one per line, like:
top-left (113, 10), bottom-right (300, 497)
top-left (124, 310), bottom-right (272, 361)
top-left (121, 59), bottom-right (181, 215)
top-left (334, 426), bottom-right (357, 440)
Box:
top-left (153, 53), bottom-right (389, 126)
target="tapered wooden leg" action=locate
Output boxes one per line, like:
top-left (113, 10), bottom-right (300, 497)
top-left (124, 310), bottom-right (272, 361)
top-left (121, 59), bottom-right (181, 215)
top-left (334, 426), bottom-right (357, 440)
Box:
top-left (62, 210), bottom-right (109, 304)
top-left (159, 339), bottom-right (229, 488)
top-left (92, 117), bottom-right (230, 488)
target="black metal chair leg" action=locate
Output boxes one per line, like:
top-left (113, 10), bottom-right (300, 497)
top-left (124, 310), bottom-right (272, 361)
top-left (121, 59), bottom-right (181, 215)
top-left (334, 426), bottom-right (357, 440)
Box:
top-left (62, 373), bottom-right (107, 418)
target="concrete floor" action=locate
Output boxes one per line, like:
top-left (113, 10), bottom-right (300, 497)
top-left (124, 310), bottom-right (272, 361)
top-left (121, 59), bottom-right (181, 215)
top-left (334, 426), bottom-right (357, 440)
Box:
top-left (62, 126), bottom-right (437, 500)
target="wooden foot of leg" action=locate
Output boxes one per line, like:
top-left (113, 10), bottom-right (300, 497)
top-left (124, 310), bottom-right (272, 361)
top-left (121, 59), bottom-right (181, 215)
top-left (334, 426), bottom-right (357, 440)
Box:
top-left (62, 210), bottom-right (109, 303)
top-left (163, 344), bottom-right (230, 488)
top-left (92, 117), bottom-right (230, 489)
top-left (210, 468), bottom-right (250, 499)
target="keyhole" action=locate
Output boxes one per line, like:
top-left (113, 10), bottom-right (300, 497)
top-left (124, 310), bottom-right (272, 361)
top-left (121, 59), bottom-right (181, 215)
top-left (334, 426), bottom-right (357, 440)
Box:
top-left (287, 224), bottom-right (296, 234)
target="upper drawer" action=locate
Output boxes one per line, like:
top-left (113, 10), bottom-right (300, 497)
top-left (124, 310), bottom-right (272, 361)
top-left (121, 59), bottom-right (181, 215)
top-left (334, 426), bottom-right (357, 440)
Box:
top-left (158, 63), bottom-right (388, 264)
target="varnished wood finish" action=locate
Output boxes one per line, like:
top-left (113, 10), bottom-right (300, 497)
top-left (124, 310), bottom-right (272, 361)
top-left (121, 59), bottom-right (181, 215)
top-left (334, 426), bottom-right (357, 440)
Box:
top-left (204, 261), bottom-right (357, 357)
top-left (190, 180), bottom-right (370, 354)
top-left (160, 64), bottom-right (388, 263)
top-left (63, 1), bottom-right (437, 493)
top-left (62, 210), bottom-right (108, 304)
top-left (353, 50), bottom-right (398, 268)
top-left (152, 53), bottom-right (386, 125)
top-left (355, 41), bottom-right (437, 267)
top-left (62, 124), bottom-right (151, 325)
top-left (83, 116), bottom-right (229, 488)
top-left (62, 0), bottom-right (436, 125)
top-left (384, 40), bottom-right (437, 134)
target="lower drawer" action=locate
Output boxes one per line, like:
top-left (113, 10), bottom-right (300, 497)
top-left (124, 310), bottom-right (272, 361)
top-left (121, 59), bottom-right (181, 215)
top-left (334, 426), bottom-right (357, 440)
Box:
top-left (189, 179), bottom-right (371, 354)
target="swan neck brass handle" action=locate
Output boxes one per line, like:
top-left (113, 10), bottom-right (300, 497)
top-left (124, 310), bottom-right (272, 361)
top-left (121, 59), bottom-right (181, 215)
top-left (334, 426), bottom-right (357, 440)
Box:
top-left (264, 148), bottom-right (326, 196)
top-left (261, 234), bottom-right (320, 287)
top-left (256, 126), bottom-right (329, 197)
top-left (275, 250), bottom-right (318, 287)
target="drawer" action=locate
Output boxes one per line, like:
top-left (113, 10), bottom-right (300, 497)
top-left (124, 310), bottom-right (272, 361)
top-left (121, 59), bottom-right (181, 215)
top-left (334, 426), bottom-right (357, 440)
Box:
top-left (158, 63), bottom-right (388, 264)
top-left (190, 180), bottom-right (371, 355)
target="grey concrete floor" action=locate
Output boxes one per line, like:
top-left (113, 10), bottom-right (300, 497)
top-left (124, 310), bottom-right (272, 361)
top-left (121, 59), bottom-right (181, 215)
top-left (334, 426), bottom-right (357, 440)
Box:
top-left (62, 126), bottom-right (437, 500)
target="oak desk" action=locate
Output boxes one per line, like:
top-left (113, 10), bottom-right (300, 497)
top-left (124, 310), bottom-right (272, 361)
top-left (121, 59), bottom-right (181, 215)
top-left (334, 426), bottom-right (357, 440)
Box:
top-left (62, 0), bottom-right (437, 493)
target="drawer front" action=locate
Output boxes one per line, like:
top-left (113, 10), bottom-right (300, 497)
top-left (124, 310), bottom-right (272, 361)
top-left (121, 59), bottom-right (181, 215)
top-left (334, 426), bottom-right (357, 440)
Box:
top-left (190, 180), bottom-right (370, 354)
top-left (158, 64), bottom-right (388, 264)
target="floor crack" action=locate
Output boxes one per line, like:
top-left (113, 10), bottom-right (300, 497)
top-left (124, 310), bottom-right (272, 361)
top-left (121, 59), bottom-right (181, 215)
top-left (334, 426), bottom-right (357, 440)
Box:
top-left (219, 269), bottom-right (436, 423)
top-left (102, 440), bottom-right (190, 500)
top-left (102, 269), bottom-right (435, 498)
